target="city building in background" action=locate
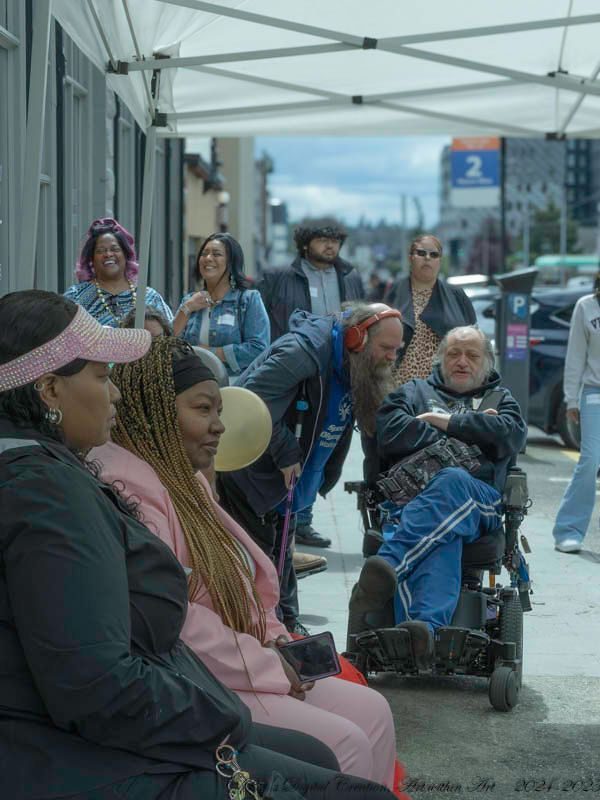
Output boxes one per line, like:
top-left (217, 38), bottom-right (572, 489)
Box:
top-left (438, 137), bottom-right (600, 278)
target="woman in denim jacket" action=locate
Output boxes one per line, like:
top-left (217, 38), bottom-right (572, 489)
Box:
top-left (174, 234), bottom-right (270, 381)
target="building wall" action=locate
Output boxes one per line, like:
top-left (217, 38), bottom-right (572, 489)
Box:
top-left (0, 1), bottom-right (185, 308)
top-left (219, 137), bottom-right (256, 278)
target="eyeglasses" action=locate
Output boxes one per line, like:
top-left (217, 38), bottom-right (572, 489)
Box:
top-left (412, 248), bottom-right (441, 259)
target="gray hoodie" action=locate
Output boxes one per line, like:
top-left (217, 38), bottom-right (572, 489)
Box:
top-left (563, 293), bottom-right (600, 408)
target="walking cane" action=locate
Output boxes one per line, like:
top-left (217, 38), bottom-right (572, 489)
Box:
top-left (277, 472), bottom-right (296, 581)
top-left (277, 385), bottom-right (308, 581)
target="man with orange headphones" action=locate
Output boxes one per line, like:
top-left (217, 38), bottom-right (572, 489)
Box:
top-left (217, 303), bottom-right (403, 635)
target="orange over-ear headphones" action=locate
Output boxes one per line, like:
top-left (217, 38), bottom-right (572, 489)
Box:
top-left (344, 308), bottom-right (402, 353)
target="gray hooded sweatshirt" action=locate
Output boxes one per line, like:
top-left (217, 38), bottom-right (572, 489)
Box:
top-left (563, 293), bottom-right (600, 408)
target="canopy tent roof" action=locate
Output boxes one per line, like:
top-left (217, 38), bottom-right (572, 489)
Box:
top-left (53, 0), bottom-right (600, 139)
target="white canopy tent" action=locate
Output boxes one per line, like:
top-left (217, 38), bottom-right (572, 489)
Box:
top-left (22, 0), bottom-right (600, 319)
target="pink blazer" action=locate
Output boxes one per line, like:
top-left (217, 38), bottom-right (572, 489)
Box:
top-left (93, 442), bottom-right (291, 694)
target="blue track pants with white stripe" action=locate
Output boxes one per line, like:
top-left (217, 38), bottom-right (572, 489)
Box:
top-left (377, 467), bottom-right (502, 630)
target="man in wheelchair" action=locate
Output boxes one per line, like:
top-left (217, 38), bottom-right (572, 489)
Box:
top-left (348, 325), bottom-right (528, 678)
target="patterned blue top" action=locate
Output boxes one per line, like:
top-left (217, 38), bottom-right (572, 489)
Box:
top-left (177, 288), bottom-right (270, 379)
top-left (64, 281), bottom-right (174, 328)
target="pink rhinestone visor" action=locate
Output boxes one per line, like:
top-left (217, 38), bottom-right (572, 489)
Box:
top-left (0, 305), bottom-right (151, 392)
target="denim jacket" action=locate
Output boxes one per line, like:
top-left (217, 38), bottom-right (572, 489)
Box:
top-left (177, 288), bottom-right (270, 379)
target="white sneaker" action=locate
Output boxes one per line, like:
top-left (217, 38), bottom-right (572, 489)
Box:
top-left (554, 537), bottom-right (582, 553)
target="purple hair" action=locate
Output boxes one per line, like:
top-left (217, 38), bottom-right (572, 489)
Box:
top-left (75, 218), bottom-right (139, 282)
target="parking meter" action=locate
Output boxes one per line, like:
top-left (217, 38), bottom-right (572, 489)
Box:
top-left (494, 267), bottom-right (538, 424)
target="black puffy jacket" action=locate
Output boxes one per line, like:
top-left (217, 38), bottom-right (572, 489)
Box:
top-left (0, 419), bottom-right (250, 798)
top-left (258, 255), bottom-right (364, 342)
top-left (373, 366), bottom-right (527, 492)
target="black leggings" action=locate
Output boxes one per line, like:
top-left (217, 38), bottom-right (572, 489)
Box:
top-left (77, 723), bottom-right (394, 800)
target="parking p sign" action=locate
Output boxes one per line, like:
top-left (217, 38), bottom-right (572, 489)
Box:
top-left (450, 137), bottom-right (500, 208)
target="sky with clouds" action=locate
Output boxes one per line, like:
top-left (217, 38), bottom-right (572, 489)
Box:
top-left (255, 136), bottom-right (450, 228)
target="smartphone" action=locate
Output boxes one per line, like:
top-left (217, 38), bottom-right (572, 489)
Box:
top-left (278, 631), bottom-right (341, 682)
top-left (478, 389), bottom-right (504, 412)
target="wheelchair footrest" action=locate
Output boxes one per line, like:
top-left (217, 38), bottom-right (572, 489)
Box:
top-left (355, 627), bottom-right (416, 673)
top-left (434, 626), bottom-right (490, 671)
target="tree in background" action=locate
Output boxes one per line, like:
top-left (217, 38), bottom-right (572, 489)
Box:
top-left (527, 202), bottom-right (579, 263)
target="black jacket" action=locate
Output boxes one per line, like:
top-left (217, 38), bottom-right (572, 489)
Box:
top-left (373, 366), bottom-right (527, 492)
top-left (228, 311), bottom-right (353, 516)
top-left (0, 419), bottom-right (251, 798)
top-left (258, 255), bottom-right (364, 342)
top-left (385, 276), bottom-right (476, 357)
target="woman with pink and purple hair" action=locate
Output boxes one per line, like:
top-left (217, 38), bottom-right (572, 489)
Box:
top-left (64, 218), bottom-right (173, 327)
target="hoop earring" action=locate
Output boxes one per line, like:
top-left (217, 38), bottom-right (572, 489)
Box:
top-left (229, 272), bottom-right (236, 290)
top-left (44, 407), bottom-right (63, 426)
top-left (33, 381), bottom-right (45, 392)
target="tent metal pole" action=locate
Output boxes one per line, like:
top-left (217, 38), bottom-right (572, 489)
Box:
top-left (18, 0), bottom-right (52, 290)
top-left (168, 99), bottom-right (333, 121)
top-left (558, 57), bottom-right (600, 136)
top-left (135, 124), bottom-right (157, 329)
top-left (379, 13), bottom-right (600, 46)
top-left (125, 43), bottom-right (351, 71)
top-left (168, 97), bottom-right (535, 136)
top-left (86, 0), bottom-right (118, 72)
top-left (379, 43), bottom-right (600, 98)
top-left (377, 101), bottom-right (536, 136)
top-left (195, 64), bottom-right (516, 105)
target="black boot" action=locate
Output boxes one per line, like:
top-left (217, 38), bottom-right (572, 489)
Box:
top-left (396, 620), bottom-right (434, 671)
top-left (346, 556), bottom-right (397, 652)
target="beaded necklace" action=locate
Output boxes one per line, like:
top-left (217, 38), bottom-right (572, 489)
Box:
top-left (93, 279), bottom-right (137, 322)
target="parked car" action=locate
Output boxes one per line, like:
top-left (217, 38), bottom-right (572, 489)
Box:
top-left (472, 286), bottom-right (587, 449)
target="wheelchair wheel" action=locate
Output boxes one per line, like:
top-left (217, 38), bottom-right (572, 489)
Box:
top-left (489, 665), bottom-right (519, 711)
top-left (500, 588), bottom-right (523, 681)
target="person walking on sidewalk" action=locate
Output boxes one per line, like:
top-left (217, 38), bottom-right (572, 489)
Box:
top-left (553, 282), bottom-right (600, 553)
top-left (258, 220), bottom-right (364, 548)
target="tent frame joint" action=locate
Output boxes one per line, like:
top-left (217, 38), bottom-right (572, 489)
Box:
top-left (152, 111), bottom-right (168, 127)
top-left (107, 59), bottom-right (129, 75)
top-left (362, 37), bottom-right (378, 49)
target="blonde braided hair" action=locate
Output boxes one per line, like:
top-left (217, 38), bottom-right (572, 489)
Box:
top-left (111, 337), bottom-right (267, 643)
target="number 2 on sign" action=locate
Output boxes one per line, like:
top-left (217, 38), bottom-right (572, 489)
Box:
top-left (465, 155), bottom-right (483, 178)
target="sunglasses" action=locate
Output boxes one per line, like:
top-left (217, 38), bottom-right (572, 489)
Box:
top-left (413, 248), bottom-right (441, 259)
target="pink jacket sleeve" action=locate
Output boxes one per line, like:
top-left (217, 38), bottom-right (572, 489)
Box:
top-left (95, 444), bottom-right (291, 695)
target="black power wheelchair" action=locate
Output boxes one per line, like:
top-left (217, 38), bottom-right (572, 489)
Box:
top-left (343, 465), bottom-right (532, 712)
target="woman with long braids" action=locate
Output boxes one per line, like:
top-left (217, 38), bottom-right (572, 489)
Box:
top-left (94, 337), bottom-right (397, 789)
top-left (173, 233), bottom-right (270, 381)
top-left (0, 290), bottom-right (398, 800)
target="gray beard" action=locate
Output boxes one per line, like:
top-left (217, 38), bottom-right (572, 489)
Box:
top-left (349, 351), bottom-right (395, 437)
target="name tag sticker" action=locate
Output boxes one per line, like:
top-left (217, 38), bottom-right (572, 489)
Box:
top-left (219, 313), bottom-right (236, 326)
top-left (309, 286), bottom-right (318, 298)
top-left (586, 394), bottom-right (600, 405)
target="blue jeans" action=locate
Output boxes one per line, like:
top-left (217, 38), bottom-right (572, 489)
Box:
top-left (296, 505), bottom-right (314, 528)
top-left (378, 468), bottom-right (502, 630)
top-left (553, 385), bottom-right (600, 545)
